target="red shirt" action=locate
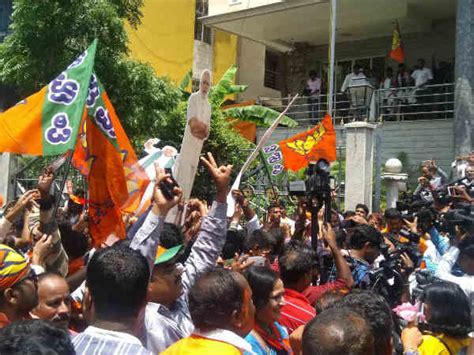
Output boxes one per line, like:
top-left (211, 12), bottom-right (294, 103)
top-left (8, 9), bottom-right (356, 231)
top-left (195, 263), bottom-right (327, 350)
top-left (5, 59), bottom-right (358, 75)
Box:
top-left (279, 288), bottom-right (316, 334)
top-left (0, 312), bottom-right (11, 329)
top-left (302, 278), bottom-right (349, 307)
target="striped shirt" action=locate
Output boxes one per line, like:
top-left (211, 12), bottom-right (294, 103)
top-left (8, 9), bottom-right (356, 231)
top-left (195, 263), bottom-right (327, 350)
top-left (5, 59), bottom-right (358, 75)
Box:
top-left (279, 288), bottom-right (316, 334)
top-left (72, 326), bottom-right (151, 355)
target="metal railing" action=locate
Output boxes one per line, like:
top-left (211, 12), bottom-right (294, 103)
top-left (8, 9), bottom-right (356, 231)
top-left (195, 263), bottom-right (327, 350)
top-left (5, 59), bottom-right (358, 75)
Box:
top-left (376, 82), bottom-right (454, 121)
top-left (257, 82), bottom-right (454, 125)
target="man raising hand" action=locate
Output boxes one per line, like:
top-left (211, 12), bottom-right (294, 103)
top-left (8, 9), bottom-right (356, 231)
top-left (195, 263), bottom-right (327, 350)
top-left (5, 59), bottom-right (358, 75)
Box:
top-left (132, 153), bottom-right (232, 353)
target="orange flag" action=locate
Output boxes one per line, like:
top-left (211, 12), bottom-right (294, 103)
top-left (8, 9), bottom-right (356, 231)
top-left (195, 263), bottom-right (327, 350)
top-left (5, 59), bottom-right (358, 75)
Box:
top-left (72, 75), bottom-right (148, 247)
top-left (389, 21), bottom-right (405, 64)
top-left (279, 114), bottom-right (336, 172)
top-left (85, 112), bottom-right (128, 247)
top-left (0, 41), bottom-right (97, 156)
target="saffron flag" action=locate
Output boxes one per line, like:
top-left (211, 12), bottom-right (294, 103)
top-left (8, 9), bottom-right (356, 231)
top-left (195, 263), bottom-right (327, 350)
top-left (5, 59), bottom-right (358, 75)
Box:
top-left (279, 114), bottom-right (336, 172)
top-left (0, 40), bottom-right (97, 155)
top-left (389, 21), bottom-right (405, 64)
top-left (72, 75), bottom-right (149, 246)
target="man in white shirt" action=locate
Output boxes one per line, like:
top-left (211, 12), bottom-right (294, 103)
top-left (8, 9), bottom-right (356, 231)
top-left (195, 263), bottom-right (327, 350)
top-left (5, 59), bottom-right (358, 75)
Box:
top-left (411, 58), bottom-right (433, 88)
top-left (341, 64), bottom-right (361, 93)
top-left (435, 235), bottom-right (474, 298)
top-left (411, 59), bottom-right (433, 118)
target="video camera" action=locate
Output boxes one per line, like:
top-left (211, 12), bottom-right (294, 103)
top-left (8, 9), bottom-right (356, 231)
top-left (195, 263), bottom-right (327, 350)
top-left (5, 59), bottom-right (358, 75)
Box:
top-left (437, 203), bottom-right (474, 236)
top-left (370, 235), bottom-right (422, 306)
top-left (305, 159), bottom-right (333, 223)
top-left (288, 159), bottom-right (334, 223)
top-left (396, 193), bottom-right (433, 219)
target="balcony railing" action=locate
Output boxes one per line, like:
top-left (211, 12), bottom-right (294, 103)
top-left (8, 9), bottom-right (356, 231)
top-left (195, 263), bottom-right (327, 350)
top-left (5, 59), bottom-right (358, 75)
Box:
top-left (257, 82), bottom-right (454, 125)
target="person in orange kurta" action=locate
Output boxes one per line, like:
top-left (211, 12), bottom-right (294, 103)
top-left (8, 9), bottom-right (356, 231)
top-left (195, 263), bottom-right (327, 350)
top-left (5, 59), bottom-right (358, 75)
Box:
top-left (162, 268), bottom-right (256, 354)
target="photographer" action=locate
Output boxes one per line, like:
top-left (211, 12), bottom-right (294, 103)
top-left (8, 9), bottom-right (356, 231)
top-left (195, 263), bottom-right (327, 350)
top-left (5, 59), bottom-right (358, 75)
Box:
top-left (452, 165), bottom-right (474, 200)
top-left (414, 160), bottom-right (448, 203)
top-left (382, 209), bottom-right (424, 267)
top-left (343, 225), bottom-right (384, 289)
top-left (435, 233), bottom-right (474, 297)
top-left (416, 209), bottom-right (450, 273)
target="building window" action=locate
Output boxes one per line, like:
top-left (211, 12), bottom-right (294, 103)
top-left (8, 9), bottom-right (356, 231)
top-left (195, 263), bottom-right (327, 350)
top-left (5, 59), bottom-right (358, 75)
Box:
top-left (0, 0), bottom-right (12, 42)
top-left (195, 0), bottom-right (212, 45)
top-left (264, 50), bottom-right (281, 90)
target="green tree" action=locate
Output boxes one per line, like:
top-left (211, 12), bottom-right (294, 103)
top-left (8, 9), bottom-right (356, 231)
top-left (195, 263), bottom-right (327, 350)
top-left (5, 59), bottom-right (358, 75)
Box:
top-left (0, 0), bottom-right (180, 142)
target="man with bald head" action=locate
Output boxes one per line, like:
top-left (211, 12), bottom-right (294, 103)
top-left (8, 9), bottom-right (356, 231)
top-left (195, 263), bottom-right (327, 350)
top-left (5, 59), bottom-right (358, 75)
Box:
top-left (30, 272), bottom-right (71, 329)
top-left (302, 307), bottom-right (374, 355)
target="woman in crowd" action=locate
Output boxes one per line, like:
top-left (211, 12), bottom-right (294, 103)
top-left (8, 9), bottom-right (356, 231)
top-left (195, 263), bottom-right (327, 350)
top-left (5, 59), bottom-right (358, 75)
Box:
top-left (243, 266), bottom-right (292, 355)
top-left (402, 281), bottom-right (471, 354)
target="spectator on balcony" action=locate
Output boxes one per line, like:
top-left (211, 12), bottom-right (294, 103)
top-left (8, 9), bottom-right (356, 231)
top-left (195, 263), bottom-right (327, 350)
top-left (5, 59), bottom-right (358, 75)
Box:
top-left (411, 59), bottom-right (433, 118)
top-left (305, 70), bottom-right (321, 124)
top-left (432, 61), bottom-right (454, 118)
top-left (341, 64), bottom-right (361, 93)
top-left (346, 67), bottom-right (372, 120)
top-left (433, 61), bottom-right (454, 85)
top-left (396, 63), bottom-right (411, 88)
top-left (412, 59), bottom-right (433, 88)
top-left (380, 68), bottom-right (397, 119)
top-left (396, 63), bottom-right (413, 117)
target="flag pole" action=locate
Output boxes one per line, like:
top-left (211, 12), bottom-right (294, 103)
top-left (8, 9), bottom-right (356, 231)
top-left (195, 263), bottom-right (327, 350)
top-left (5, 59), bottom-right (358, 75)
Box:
top-left (327, 0), bottom-right (337, 118)
top-left (43, 150), bottom-right (74, 235)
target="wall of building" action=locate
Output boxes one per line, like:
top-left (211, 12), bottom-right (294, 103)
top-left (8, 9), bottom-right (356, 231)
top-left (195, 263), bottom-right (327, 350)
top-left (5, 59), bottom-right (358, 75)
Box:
top-left (256, 119), bottom-right (455, 182)
top-left (237, 38), bottom-right (281, 101)
top-left (193, 40), bottom-right (213, 78)
top-left (126, 2), bottom-right (239, 89)
top-left (126, 0), bottom-right (196, 84)
top-left (213, 30), bottom-right (238, 83)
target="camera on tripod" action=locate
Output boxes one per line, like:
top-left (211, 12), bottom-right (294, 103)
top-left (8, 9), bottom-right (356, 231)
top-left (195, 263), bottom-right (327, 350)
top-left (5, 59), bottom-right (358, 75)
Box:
top-left (288, 159), bottom-right (334, 223)
top-left (306, 159), bottom-right (333, 223)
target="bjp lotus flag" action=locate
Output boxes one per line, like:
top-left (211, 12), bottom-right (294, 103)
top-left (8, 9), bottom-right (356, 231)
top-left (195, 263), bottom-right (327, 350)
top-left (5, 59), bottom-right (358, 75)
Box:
top-left (74, 75), bottom-right (149, 246)
top-left (279, 114), bottom-right (336, 172)
top-left (389, 21), bottom-right (405, 64)
top-left (0, 40), bottom-right (97, 155)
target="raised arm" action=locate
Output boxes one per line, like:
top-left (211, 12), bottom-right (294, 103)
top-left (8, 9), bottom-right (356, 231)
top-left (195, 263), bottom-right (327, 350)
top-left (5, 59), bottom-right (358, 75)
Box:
top-left (181, 152), bottom-right (231, 293)
top-left (130, 163), bottom-right (183, 273)
top-left (232, 189), bottom-right (261, 236)
top-left (33, 168), bottom-right (68, 276)
top-left (322, 223), bottom-right (354, 288)
top-left (0, 189), bottom-right (39, 242)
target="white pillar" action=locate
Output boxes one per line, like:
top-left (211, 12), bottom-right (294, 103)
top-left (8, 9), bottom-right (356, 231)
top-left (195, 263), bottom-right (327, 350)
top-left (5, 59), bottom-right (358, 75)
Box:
top-left (344, 122), bottom-right (376, 211)
top-left (385, 180), bottom-right (400, 209)
top-left (0, 153), bottom-right (16, 204)
top-left (381, 158), bottom-right (407, 209)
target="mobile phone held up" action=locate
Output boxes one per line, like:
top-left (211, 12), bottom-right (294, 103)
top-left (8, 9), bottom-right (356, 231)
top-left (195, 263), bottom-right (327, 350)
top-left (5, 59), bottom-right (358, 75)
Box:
top-left (159, 168), bottom-right (180, 200)
top-left (247, 256), bottom-right (266, 267)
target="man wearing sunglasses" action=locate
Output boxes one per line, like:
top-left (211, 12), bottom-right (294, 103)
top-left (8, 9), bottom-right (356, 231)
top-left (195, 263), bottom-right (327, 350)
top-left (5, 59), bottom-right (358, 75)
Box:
top-left (0, 244), bottom-right (39, 328)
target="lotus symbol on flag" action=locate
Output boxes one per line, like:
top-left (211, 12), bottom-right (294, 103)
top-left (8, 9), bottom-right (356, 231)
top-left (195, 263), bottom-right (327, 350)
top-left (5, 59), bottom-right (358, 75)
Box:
top-left (286, 124), bottom-right (326, 156)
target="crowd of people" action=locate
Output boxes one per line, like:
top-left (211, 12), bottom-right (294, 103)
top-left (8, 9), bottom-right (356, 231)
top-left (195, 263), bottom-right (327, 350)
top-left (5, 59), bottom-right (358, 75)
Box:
top-left (305, 58), bottom-right (454, 122)
top-left (0, 151), bottom-right (472, 355)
